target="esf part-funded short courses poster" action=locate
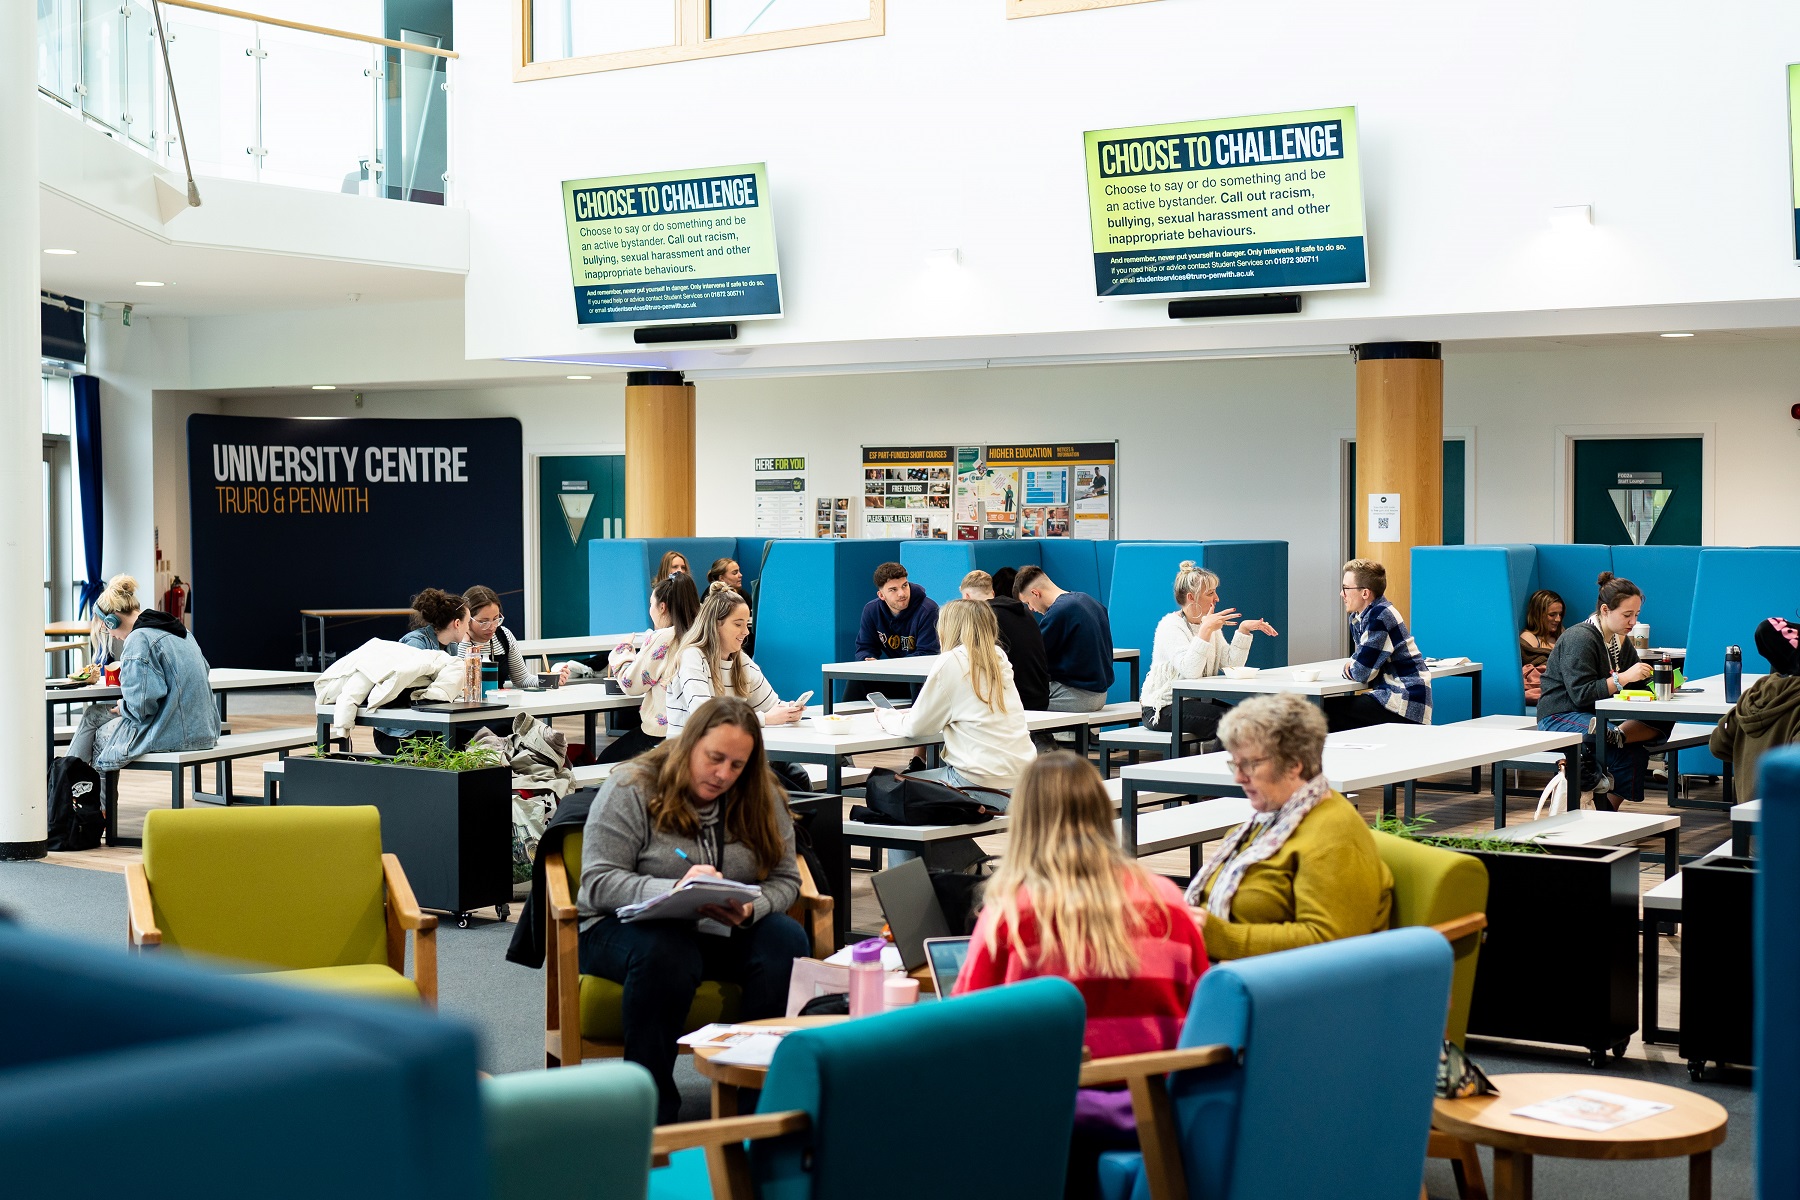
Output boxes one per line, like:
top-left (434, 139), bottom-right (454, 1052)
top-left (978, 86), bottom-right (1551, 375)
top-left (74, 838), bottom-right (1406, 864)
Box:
top-left (1083, 106), bottom-right (1368, 299)
top-left (562, 163), bottom-right (782, 325)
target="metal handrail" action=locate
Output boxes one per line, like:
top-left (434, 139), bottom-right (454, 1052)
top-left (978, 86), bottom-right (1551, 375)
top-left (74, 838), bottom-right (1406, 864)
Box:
top-left (158, 0), bottom-right (460, 58)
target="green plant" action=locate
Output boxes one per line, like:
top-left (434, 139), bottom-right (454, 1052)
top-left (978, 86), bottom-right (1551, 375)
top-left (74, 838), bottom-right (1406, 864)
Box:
top-left (1373, 814), bottom-right (1546, 856)
top-left (382, 736), bottom-right (504, 772)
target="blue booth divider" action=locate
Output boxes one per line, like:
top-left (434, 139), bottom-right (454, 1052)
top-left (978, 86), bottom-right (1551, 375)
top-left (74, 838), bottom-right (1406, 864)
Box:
top-left (1610, 545), bottom-right (1701, 649)
top-left (1197, 541), bottom-right (1290, 671)
top-left (754, 539), bottom-right (902, 700)
top-left (587, 538), bottom-right (736, 634)
top-left (1412, 545), bottom-right (1539, 722)
top-left (1038, 539), bottom-right (1104, 604)
top-left (1530, 544), bottom-right (1614, 616)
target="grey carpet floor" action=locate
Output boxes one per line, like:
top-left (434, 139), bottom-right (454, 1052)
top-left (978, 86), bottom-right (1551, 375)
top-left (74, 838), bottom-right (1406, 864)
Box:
top-left (1, 859), bottom-right (1757, 1192)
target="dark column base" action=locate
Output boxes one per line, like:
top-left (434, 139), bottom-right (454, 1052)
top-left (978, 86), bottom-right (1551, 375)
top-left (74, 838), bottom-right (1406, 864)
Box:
top-left (0, 839), bottom-right (49, 861)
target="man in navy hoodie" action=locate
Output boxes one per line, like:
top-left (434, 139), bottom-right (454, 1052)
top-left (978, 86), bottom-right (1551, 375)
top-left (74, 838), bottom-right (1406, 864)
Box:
top-left (844, 562), bottom-right (940, 704)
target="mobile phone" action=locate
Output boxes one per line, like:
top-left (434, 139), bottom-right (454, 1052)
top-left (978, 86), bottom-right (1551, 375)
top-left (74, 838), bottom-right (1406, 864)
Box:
top-left (1674, 686), bottom-right (1702, 694)
top-left (868, 691), bottom-right (893, 710)
top-left (792, 690), bottom-right (814, 707)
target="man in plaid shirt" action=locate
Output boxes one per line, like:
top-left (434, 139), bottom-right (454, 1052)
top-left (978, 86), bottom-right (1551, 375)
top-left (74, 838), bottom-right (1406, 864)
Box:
top-left (1328, 558), bottom-right (1433, 730)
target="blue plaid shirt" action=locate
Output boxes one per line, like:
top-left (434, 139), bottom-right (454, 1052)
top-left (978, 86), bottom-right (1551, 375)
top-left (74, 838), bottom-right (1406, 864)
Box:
top-left (1346, 597), bottom-right (1432, 723)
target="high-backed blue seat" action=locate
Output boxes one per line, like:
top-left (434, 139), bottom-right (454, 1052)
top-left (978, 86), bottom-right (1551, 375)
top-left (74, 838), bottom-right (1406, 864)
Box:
top-left (897, 542), bottom-right (981, 610)
top-left (588, 538), bottom-right (738, 633)
top-left (1107, 542), bottom-right (1213, 704)
top-left (1758, 746), bottom-right (1800, 1200)
top-left (1412, 544), bottom-right (1537, 721)
top-left (1094, 928), bottom-right (1452, 1200)
top-left (1039, 539), bottom-right (1104, 602)
top-left (0, 923), bottom-right (485, 1200)
top-left (1198, 541), bottom-right (1288, 670)
top-left (1682, 549), bottom-right (1800, 777)
top-left (1532, 544), bottom-right (1613, 617)
top-left (754, 539), bottom-right (902, 699)
top-left (1610, 545), bottom-right (1701, 644)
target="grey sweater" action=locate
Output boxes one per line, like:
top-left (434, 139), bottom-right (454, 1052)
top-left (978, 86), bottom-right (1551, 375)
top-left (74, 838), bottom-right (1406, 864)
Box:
top-left (577, 761), bottom-right (801, 928)
top-left (1537, 619), bottom-right (1640, 718)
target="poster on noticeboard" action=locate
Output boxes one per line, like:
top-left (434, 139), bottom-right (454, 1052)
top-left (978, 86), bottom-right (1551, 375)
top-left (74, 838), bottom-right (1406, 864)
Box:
top-left (862, 442), bottom-right (1115, 540)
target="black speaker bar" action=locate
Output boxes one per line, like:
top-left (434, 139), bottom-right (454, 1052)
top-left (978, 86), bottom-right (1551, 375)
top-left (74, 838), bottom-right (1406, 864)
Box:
top-left (632, 323), bottom-right (739, 344)
top-left (1352, 341), bottom-right (1441, 361)
top-left (1167, 294), bottom-right (1301, 320)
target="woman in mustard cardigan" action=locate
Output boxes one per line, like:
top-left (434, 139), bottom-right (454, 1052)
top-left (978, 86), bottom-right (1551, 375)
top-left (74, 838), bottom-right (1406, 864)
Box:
top-left (1186, 693), bottom-right (1393, 959)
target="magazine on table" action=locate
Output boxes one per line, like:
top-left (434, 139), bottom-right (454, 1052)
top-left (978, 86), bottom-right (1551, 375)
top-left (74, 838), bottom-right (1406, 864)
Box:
top-left (1512, 1089), bottom-right (1673, 1132)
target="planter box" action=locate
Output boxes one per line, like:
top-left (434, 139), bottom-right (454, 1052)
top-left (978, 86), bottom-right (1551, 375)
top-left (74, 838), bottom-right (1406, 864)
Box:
top-left (1681, 857), bottom-right (1756, 1076)
top-left (281, 754), bottom-right (513, 922)
top-left (1463, 842), bottom-right (1639, 1064)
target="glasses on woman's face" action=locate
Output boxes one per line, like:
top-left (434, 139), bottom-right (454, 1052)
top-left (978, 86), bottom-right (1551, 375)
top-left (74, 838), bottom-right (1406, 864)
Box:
top-left (1226, 754), bottom-right (1270, 779)
top-left (472, 613), bottom-right (502, 628)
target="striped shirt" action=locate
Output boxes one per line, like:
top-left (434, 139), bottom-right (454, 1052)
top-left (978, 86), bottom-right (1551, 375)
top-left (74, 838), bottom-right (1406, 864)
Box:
top-left (955, 873), bottom-right (1209, 1061)
top-left (1346, 597), bottom-right (1432, 723)
top-left (457, 625), bottom-right (531, 689)
top-left (664, 646), bottom-right (780, 734)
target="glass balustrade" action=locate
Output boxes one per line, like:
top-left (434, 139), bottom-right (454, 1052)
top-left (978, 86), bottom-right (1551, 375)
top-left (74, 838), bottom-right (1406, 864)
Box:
top-left (37, 0), bottom-right (453, 206)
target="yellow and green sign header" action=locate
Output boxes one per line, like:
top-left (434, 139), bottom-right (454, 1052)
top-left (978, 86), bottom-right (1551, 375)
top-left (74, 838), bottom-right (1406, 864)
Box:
top-left (1082, 106), bottom-right (1368, 299)
top-left (561, 162), bottom-right (782, 325)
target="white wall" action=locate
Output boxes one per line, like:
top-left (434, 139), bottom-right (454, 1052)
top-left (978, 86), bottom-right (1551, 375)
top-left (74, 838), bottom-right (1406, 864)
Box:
top-left (453, 0), bottom-right (1800, 368)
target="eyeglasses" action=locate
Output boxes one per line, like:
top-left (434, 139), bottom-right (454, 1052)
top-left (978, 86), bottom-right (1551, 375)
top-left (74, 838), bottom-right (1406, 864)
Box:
top-left (1339, 586), bottom-right (1368, 594)
top-left (471, 613), bottom-right (503, 627)
top-left (1225, 755), bottom-right (1270, 778)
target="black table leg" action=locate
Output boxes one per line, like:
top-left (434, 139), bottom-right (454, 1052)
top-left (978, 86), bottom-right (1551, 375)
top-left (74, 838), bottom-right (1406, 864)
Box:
top-left (1170, 693), bottom-right (1185, 761)
top-left (585, 712), bottom-right (598, 753)
top-left (1129, 656), bottom-right (1140, 701)
top-left (1470, 669), bottom-right (1482, 719)
top-left (1403, 779), bottom-right (1417, 820)
top-left (823, 675), bottom-right (836, 716)
top-left (1495, 766), bottom-right (1508, 828)
top-left (1663, 829), bottom-right (1679, 879)
top-left (1121, 779), bottom-right (1139, 856)
top-left (1383, 784), bottom-right (1396, 818)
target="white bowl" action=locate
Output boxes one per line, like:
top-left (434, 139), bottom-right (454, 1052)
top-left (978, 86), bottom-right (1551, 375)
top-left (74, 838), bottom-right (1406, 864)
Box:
top-left (1291, 669), bottom-right (1321, 682)
top-left (1222, 666), bottom-right (1260, 679)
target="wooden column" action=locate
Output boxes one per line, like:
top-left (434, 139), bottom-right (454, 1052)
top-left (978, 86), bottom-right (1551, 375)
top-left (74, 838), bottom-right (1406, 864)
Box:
top-left (1353, 342), bottom-right (1442, 618)
top-left (624, 370), bottom-right (696, 537)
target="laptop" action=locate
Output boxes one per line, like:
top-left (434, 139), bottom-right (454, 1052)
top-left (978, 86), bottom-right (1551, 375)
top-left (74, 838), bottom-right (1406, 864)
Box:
top-left (409, 699), bottom-right (509, 714)
top-left (923, 936), bottom-right (972, 998)
top-left (869, 857), bottom-right (951, 971)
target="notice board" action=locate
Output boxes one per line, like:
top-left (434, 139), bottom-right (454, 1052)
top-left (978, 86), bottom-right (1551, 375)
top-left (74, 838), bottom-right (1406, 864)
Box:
top-left (1083, 106), bottom-right (1368, 299)
top-left (187, 415), bottom-right (523, 669)
top-left (862, 443), bottom-right (1117, 540)
top-left (561, 162), bottom-right (782, 325)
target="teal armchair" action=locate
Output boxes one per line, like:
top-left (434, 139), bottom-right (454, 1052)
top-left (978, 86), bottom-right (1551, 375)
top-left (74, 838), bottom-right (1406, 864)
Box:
top-left (483, 1063), bottom-right (657, 1200)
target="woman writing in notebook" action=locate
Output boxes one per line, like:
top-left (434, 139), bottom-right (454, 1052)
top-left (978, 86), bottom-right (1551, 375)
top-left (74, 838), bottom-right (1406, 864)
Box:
top-left (577, 696), bottom-right (807, 1124)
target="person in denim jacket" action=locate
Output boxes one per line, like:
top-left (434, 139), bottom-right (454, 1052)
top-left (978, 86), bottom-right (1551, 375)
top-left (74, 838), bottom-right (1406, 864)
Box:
top-left (68, 574), bottom-right (220, 771)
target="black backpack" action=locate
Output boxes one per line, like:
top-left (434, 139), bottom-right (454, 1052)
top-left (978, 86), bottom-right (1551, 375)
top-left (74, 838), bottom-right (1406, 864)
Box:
top-left (46, 758), bottom-right (106, 851)
top-left (860, 768), bottom-right (1005, 826)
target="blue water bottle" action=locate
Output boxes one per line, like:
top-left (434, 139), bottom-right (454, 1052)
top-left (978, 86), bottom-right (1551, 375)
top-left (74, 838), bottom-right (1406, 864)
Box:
top-left (1724, 645), bottom-right (1742, 704)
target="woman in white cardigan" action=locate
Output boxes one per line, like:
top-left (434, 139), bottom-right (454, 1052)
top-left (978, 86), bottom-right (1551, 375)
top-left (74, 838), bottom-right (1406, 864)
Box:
top-left (874, 599), bottom-right (1035, 803)
top-left (1139, 562), bottom-right (1279, 746)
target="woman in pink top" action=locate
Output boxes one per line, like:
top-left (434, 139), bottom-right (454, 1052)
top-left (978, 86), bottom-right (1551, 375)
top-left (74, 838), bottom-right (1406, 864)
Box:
top-left (956, 752), bottom-right (1209, 1198)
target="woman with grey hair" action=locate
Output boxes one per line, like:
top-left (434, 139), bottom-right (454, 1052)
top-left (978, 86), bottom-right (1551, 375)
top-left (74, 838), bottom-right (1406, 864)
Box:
top-left (1139, 561), bottom-right (1279, 746)
top-left (1184, 693), bottom-right (1392, 960)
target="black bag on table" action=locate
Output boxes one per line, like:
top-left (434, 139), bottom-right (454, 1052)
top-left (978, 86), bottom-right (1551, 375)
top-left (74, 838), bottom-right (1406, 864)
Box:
top-left (861, 767), bottom-right (1005, 827)
top-left (46, 757), bottom-right (106, 851)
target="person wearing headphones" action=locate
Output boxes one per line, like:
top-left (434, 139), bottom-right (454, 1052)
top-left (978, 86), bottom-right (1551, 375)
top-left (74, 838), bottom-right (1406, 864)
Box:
top-left (67, 574), bottom-right (220, 771)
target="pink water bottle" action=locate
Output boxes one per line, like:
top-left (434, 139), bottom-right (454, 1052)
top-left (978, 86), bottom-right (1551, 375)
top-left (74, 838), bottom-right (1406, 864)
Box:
top-left (848, 938), bottom-right (886, 1017)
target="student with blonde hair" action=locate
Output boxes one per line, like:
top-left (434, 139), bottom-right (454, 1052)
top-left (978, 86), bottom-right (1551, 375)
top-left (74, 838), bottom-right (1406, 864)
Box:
top-left (956, 752), bottom-right (1210, 1197)
top-left (68, 573), bottom-right (220, 771)
top-left (665, 583), bottom-right (805, 735)
top-left (1139, 560), bottom-right (1279, 746)
top-left (873, 598), bottom-right (1035, 797)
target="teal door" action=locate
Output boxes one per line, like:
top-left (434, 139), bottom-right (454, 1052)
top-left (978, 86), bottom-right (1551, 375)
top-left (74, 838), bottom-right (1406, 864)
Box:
top-left (539, 455), bottom-right (624, 637)
top-left (1572, 438), bottom-right (1702, 545)
top-left (1344, 439), bottom-right (1467, 550)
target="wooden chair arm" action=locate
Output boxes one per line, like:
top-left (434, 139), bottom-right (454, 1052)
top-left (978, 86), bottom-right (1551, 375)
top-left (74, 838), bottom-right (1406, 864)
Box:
top-left (382, 854), bottom-right (435, 931)
top-left (790, 892), bottom-right (833, 913)
top-left (544, 848), bottom-right (578, 921)
top-left (650, 1110), bottom-right (810, 1156)
top-left (125, 863), bottom-right (161, 948)
top-left (1430, 912), bottom-right (1487, 944)
top-left (1078, 1043), bottom-right (1233, 1087)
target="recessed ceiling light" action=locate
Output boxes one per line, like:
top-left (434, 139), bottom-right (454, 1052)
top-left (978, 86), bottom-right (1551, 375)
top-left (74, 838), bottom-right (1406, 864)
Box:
top-left (134, 280), bottom-right (165, 287)
top-left (1660, 332), bottom-right (1695, 338)
top-left (566, 374), bottom-right (592, 380)
top-left (44, 248), bottom-right (77, 256)
top-left (311, 384), bottom-right (337, 391)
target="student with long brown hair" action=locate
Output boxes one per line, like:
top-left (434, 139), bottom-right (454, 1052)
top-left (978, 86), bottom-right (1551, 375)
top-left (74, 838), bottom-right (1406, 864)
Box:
top-left (956, 752), bottom-right (1209, 1197)
top-left (460, 584), bottom-right (530, 688)
top-left (652, 550), bottom-right (690, 587)
top-left (664, 583), bottom-right (805, 734)
top-left (563, 573), bottom-right (703, 761)
top-left (577, 696), bottom-right (808, 1123)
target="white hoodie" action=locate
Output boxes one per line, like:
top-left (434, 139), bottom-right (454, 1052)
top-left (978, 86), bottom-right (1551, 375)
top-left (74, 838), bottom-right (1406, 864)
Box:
top-left (893, 646), bottom-right (1035, 790)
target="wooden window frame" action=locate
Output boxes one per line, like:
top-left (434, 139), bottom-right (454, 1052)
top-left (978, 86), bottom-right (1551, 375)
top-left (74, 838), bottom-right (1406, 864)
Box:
top-left (1008, 0), bottom-right (1162, 17)
top-left (515, 0), bottom-right (883, 80)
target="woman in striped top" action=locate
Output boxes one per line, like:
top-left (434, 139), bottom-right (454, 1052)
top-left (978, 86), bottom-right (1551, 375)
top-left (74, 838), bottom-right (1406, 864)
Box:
top-left (460, 585), bottom-right (531, 688)
top-left (664, 583), bottom-right (806, 735)
top-left (957, 753), bottom-right (1208, 1198)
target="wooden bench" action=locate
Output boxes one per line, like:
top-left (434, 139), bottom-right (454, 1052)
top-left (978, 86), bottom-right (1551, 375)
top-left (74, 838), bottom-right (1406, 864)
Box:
top-left (1486, 809), bottom-right (1683, 878)
top-left (115, 728), bottom-right (320, 846)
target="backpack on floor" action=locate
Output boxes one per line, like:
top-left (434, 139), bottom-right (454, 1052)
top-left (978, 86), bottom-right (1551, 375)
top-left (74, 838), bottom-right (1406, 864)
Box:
top-left (862, 768), bottom-right (1005, 826)
top-left (46, 757), bottom-right (106, 851)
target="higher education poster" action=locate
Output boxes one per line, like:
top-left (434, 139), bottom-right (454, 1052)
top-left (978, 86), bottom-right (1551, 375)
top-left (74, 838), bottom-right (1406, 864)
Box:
top-left (1083, 106), bottom-right (1368, 299)
top-left (561, 162), bottom-right (782, 325)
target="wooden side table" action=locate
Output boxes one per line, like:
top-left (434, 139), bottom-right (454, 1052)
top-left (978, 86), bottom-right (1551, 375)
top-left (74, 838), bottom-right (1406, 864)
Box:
top-left (692, 1016), bottom-right (846, 1118)
top-left (1432, 1073), bottom-right (1728, 1200)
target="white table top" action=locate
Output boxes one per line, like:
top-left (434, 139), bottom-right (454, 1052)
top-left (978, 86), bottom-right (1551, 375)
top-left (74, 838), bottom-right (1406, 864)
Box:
top-left (317, 683), bottom-right (643, 727)
top-left (1486, 809), bottom-right (1680, 846)
top-left (1170, 657), bottom-right (1482, 700)
top-left (1120, 722), bottom-right (1581, 794)
top-left (1732, 799), bottom-right (1761, 825)
top-left (514, 634), bottom-right (634, 657)
top-left (820, 647), bottom-right (1139, 681)
top-left (766, 705), bottom-right (1130, 758)
top-left (47, 666), bottom-right (320, 705)
top-left (1594, 672), bottom-right (1760, 721)
top-left (1642, 838), bottom-right (1736, 912)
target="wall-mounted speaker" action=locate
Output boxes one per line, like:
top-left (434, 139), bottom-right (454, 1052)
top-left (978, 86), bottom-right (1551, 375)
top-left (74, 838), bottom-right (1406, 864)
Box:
top-left (1167, 294), bottom-right (1301, 320)
top-left (632, 323), bottom-right (739, 344)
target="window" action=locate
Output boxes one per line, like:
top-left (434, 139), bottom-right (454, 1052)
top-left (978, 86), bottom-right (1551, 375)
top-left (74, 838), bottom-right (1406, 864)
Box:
top-left (1008, 0), bottom-right (1162, 18)
top-left (520, 0), bottom-right (883, 79)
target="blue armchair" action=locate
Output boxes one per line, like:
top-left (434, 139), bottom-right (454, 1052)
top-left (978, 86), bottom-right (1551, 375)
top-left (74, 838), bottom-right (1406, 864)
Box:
top-left (0, 922), bottom-right (486, 1200)
top-left (1091, 927), bottom-right (1453, 1200)
top-left (650, 976), bottom-right (1088, 1200)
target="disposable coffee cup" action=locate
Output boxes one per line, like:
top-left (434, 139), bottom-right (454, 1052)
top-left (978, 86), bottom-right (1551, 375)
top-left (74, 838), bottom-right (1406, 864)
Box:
top-left (1630, 623), bottom-right (1650, 651)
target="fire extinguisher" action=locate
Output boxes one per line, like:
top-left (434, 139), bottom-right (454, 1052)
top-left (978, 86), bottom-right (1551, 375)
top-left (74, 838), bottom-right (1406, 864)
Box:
top-left (163, 576), bottom-right (189, 622)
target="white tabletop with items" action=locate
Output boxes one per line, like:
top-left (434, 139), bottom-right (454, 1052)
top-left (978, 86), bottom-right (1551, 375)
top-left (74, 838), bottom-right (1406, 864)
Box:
top-left (1595, 671), bottom-right (1758, 805)
top-left (312, 682), bottom-right (643, 748)
top-left (818, 648), bottom-right (1141, 712)
top-left (44, 667), bottom-right (321, 767)
top-left (1163, 657), bottom-right (1485, 760)
top-left (1114, 721), bottom-right (1581, 855)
